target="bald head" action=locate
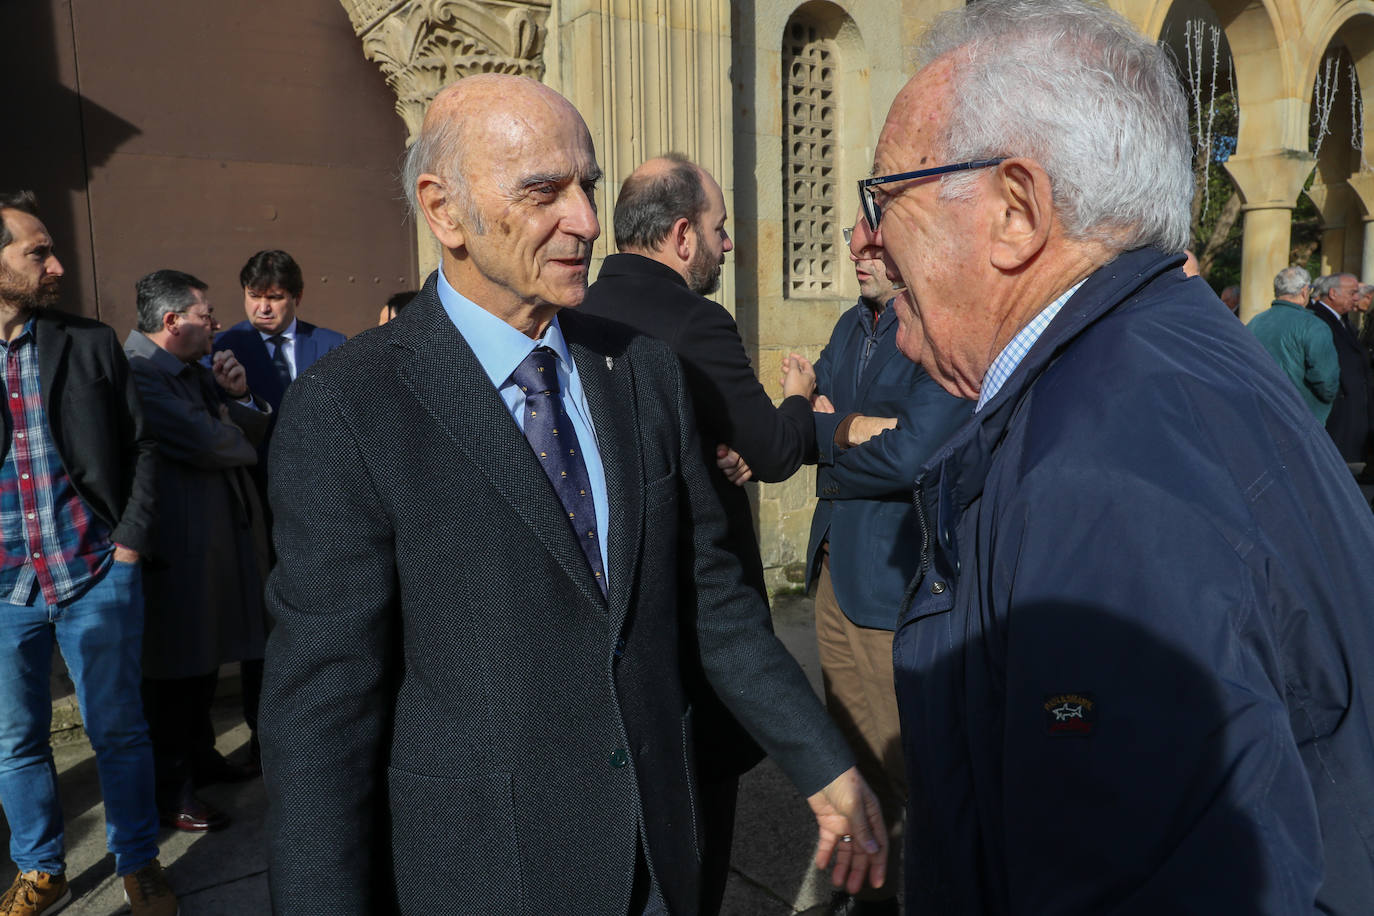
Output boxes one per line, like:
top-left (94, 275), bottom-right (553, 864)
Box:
top-left (613, 154), bottom-right (708, 252)
top-left (403, 75), bottom-right (591, 230)
top-left (406, 74), bottom-right (603, 331)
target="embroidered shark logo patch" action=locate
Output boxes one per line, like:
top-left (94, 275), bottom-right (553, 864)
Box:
top-left (1043, 693), bottom-right (1095, 736)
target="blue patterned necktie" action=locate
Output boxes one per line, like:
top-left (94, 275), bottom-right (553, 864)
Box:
top-left (269, 334), bottom-right (292, 389)
top-left (511, 347), bottom-right (606, 595)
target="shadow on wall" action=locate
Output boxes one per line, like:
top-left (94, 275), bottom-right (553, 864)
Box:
top-left (0, 1), bottom-right (140, 319)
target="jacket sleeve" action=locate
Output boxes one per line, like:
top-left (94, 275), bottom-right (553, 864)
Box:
top-left (672, 300), bottom-right (814, 482)
top-left (1307, 323), bottom-right (1341, 404)
top-left (109, 331), bottom-right (157, 554)
top-left (666, 349), bottom-right (854, 794)
top-left (260, 373), bottom-right (397, 914)
top-left (128, 360), bottom-right (259, 469)
top-left (988, 463), bottom-right (1322, 913)
top-left (815, 372), bottom-right (969, 499)
top-left (810, 325), bottom-right (844, 459)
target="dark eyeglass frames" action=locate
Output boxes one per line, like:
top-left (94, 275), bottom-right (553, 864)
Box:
top-left (857, 158), bottom-right (1006, 231)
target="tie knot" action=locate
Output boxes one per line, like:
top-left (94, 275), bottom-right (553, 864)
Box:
top-left (512, 346), bottom-right (560, 396)
top-left (269, 334), bottom-right (286, 346)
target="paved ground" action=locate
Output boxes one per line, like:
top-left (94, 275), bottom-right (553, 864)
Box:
top-left (1, 594), bottom-right (874, 914)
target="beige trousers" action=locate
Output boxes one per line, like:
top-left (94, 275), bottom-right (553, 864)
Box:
top-left (814, 560), bottom-right (906, 901)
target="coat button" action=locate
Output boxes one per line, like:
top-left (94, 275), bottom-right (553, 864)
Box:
top-left (609, 748), bottom-right (628, 767)
top-left (614, 637), bottom-right (625, 658)
top-left (931, 581), bottom-right (947, 594)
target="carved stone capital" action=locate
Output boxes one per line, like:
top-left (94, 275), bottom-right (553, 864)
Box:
top-left (340, 0), bottom-right (550, 142)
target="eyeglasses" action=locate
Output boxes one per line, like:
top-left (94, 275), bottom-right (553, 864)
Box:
top-left (842, 227), bottom-right (854, 244)
top-left (857, 158), bottom-right (1006, 231)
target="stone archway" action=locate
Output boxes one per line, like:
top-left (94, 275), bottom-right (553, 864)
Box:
top-left (337, 0), bottom-right (552, 274)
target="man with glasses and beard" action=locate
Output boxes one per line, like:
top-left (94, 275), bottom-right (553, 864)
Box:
top-left (0, 192), bottom-right (173, 915)
top-left (579, 153), bottom-right (821, 914)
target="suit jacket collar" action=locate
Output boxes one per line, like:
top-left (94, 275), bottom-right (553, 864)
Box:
top-left (388, 276), bottom-right (638, 614)
top-left (597, 252), bottom-right (690, 291)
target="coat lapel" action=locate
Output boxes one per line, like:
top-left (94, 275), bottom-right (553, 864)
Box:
top-left (564, 317), bottom-right (640, 633)
top-left (34, 311), bottom-right (71, 413)
top-left (393, 288), bottom-right (607, 611)
top-left (852, 305), bottom-right (898, 401)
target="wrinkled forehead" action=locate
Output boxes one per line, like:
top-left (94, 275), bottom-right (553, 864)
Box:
top-left (463, 95), bottom-right (598, 186)
top-left (874, 58), bottom-right (957, 173)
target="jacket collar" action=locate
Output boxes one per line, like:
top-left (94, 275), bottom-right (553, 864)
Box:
top-left (123, 329), bottom-right (189, 376)
top-left (596, 252), bottom-right (690, 290)
top-left (918, 247), bottom-right (1184, 518)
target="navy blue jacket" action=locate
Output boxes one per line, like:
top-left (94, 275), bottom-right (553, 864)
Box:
top-left (804, 299), bottom-right (970, 629)
top-left (215, 318), bottom-right (347, 412)
top-left (897, 247), bottom-right (1374, 914)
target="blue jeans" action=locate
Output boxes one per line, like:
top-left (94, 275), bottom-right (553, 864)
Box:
top-left (0, 559), bottom-right (158, 876)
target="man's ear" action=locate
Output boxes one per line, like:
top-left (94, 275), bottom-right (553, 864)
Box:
top-left (670, 217), bottom-right (694, 264)
top-left (162, 310), bottom-right (180, 335)
top-left (988, 159), bottom-right (1053, 271)
top-left (416, 175), bottom-right (467, 250)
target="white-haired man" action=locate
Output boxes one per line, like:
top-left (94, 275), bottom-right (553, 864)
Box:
top-left (866, 0), bottom-right (1374, 912)
top-left (1247, 265), bottom-right (1339, 422)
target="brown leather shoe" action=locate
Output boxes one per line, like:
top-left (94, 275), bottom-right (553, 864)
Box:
top-left (159, 793), bottom-right (229, 832)
top-left (122, 860), bottom-right (178, 916)
top-left (0, 870), bottom-right (70, 916)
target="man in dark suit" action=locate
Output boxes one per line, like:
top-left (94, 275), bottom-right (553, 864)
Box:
top-left (259, 75), bottom-right (885, 915)
top-left (0, 192), bottom-right (176, 914)
top-left (804, 213), bottom-right (971, 915)
top-left (579, 154), bottom-right (820, 914)
top-left (214, 249), bottom-right (345, 766)
top-left (215, 250), bottom-right (347, 413)
top-left (1311, 272), bottom-right (1374, 463)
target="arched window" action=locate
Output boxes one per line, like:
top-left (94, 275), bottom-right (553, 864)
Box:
top-left (783, 16), bottom-right (838, 297)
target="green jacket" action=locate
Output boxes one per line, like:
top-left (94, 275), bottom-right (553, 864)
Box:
top-left (1247, 299), bottom-right (1340, 421)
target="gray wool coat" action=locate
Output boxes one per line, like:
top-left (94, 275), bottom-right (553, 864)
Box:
top-left (124, 330), bottom-right (271, 679)
top-left (259, 277), bottom-right (854, 915)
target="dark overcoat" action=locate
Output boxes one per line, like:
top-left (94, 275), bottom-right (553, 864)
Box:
top-left (259, 276), bottom-right (851, 915)
top-left (124, 331), bottom-right (270, 678)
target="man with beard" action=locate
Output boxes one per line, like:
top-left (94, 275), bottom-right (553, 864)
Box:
top-left (0, 193), bottom-right (174, 915)
top-left (579, 153), bottom-right (821, 913)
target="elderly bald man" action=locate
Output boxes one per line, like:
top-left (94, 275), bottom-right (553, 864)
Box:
top-left (865, 0), bottom-right (1374, 912)
top-left (258, 74), bottom-right (884, 915)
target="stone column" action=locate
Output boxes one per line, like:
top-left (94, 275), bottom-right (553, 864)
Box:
top-left (1346, 172), bottom-right (1374, 283)
top-left (1224, 151), bottom-right (1316, 322)
top-left (337, 0), bottom-right (552, 278)
top-left (554, 0), bottom-right (734, 305)
top-left (1307, 182), bottom-right (1352, 275)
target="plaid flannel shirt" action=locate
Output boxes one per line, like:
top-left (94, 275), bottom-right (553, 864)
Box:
top-left (0, 323), bottom-right (113, 605)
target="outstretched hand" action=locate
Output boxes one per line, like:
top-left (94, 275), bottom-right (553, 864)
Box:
top-left (806, 765), bottom-right (888, 894)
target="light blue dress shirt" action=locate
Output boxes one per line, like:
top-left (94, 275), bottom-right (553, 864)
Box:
top-left (435, 270), bottom-right (611, 584)
top-left (977, 280), bottom-right (1086, 412)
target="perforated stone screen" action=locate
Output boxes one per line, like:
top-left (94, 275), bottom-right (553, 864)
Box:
top-left (783, 20), bottom-right (838, 297)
